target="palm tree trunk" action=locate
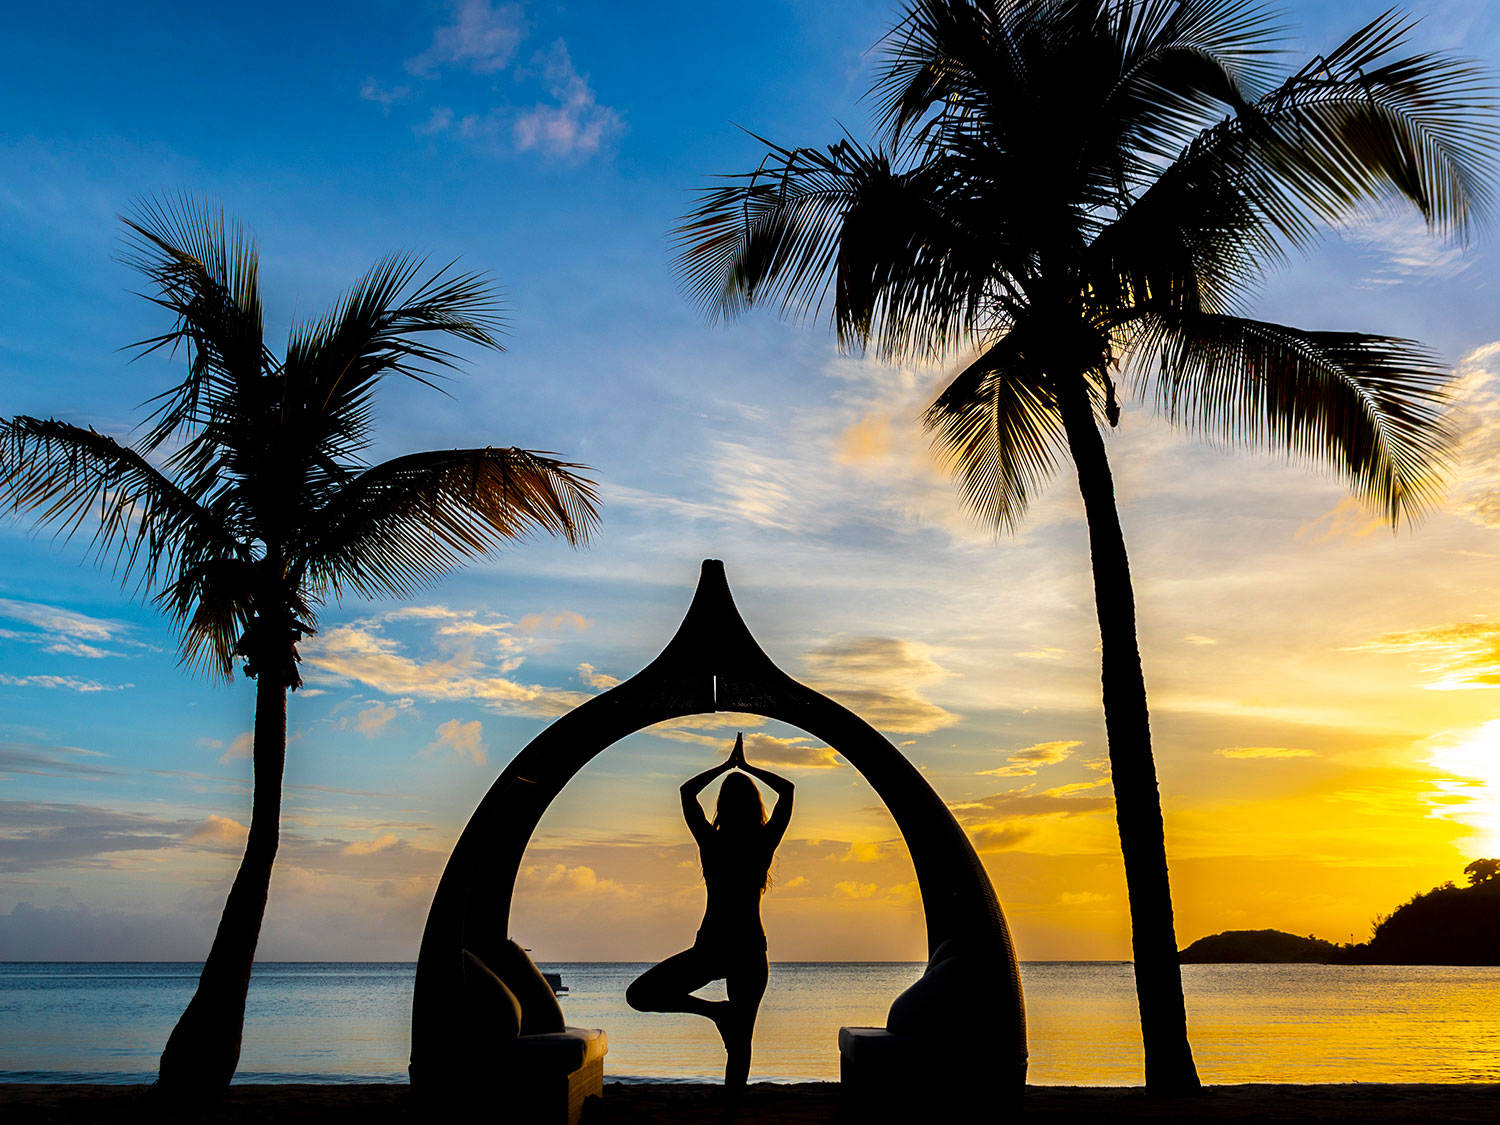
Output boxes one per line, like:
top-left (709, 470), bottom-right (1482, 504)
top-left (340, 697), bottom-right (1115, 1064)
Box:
top-left (1056, 377), bottom-right (1201, 1093)
top-left (155, 669), bottom-right (286, 1097)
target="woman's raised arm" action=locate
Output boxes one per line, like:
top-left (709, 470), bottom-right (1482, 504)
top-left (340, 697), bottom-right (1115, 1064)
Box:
top-left (681, 755), bottom-right (734, 843)
top-left (736, 743), bottom-right (794, 848)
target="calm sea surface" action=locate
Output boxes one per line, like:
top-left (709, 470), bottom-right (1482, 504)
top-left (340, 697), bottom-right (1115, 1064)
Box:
top-left (1, 961), bottom-right (1497, 1085)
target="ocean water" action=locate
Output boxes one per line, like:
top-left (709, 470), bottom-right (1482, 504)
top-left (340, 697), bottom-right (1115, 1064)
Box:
top-left (1, 961), bottom-right (1497, 1085)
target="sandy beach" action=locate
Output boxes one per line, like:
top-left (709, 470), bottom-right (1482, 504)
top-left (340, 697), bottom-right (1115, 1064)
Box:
top-left (3, 1082), bottom-right (1498, 1123)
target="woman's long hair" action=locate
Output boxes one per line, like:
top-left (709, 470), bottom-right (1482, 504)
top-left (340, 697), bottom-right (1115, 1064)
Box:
top-left (706, 772), bottom-right (773, 890)
top-left (712, 772), bottom-right (767, 831)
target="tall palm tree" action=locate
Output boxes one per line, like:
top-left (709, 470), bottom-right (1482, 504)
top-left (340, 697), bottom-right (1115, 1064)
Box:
top-left (674, 0), bottom-right (1491, 1092)
top-left (0, 197), bottom-right (600, 1095)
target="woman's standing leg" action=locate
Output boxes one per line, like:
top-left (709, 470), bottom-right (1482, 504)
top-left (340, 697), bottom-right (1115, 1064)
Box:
top-left (721, 954), bottom-right (769, 1093)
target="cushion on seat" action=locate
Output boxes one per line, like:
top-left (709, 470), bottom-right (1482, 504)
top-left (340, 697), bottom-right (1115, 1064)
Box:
top-left (887, 938), bottom-right (1009, 1038)
top-left (489, 939), bottom-right (567, 1035)
top-left (507, 1027), bottom-right (608, 1072)
top-left (462, 949), bottom-right (522, 1047)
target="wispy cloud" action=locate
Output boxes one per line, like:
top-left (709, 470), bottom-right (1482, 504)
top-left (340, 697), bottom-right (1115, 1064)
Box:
top-left (406, 0), bottom-right (528, 76)
top-left (1348, 211), bottom-right (1473, 286)
top-left (577, 662), bottom-right (619, 689)
top-left (0, 597), bottom-right (139, 658)
top-left (512, 40), bottom-right (624, 160)
top-left (0, 673), bottom-right (132, 692)
top-left (378, 3), bottom-right (620, 162)
top-left (217, 731), bottom-right (253, 765)
top-left (0, 802), bottom-right (191, 872)
top-left (359, 77), bottom-right (410, 112)
top-left (352, 701), bottom-right (402, 737)
top-left (1215, 746), bottom-right (1317, 760)
top-left (1445, 342), bottom-right (1500, 529)
top-left (1349, 619), bottom-right (1500, 690)
top-left (802, 636), bottom-right (958, 734)
top-left (978, 739), bottom-right (1082, 778)
top-left (952, 786), bottom-right (1114, 819)
top-left (186, 814), bottom-right (248, 848)
top-left (300, 605), bottom-right (593, 718)
top-left (738, 732), bottom-right (842, 770)
top-left (0, 742), bottom-right (114, 779)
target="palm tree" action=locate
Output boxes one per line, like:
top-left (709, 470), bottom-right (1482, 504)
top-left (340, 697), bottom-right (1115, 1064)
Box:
top-left (0, 196), bottom-right (600, 1096)
top-left (674, 0), bottom-right (1491, 1092)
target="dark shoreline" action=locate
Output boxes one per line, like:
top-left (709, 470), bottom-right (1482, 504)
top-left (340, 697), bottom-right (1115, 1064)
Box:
top-left (4, 1083), bottom-right (1500, 1123)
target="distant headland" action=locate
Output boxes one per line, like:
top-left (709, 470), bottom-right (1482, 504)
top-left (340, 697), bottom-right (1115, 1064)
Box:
top-left (1181, 859), bottom-right (1500, 966)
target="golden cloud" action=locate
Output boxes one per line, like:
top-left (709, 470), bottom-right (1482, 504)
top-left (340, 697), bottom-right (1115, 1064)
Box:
top-left (186, 814), bottom-right (249, 848)
top-left (742, 733), bottom-right (841, 770)
top-left (342, 833), bottom-right (400, 857)
top-left (421, 719), bottom-right (487, 766)
top-left (840, 839), bottom-right (902, 863)
top-left (218, 731), bottom-right (254, 766)
top-left (1349, 620), bottom-right (1500, 690)
top-left (978, 739), bottom-right (1082, 778)
top-left (951, 787), bottom-right (1114, 822)
top-left (519, 862), bottom-right (632, 900)
top-left (354, 701), bottom-right (400, 737)
top-left (518, 611), bottom-right (592, 633)
top-left (303, 617), bottom-right (592, 718)
top-left (1215, 746), bottom-right (1317, 760)
top-left (1446, 342), bottom-right (1500, 528)
top-left (577, 662), bottom-right (620, 689)
top-left (966, 822), bottom-right (1038, 853)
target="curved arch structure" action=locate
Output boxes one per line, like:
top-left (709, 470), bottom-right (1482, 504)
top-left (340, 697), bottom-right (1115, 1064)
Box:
top-left (411, 560), bottom-right (1026, 1091)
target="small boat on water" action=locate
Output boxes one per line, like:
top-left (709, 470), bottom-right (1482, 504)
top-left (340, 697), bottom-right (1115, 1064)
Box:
top-left (524, 950), bottom-right (568, 993)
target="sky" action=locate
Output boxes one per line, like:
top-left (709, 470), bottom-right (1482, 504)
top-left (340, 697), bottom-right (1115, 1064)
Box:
top-left (3, 0), bottom-right (1500, 963)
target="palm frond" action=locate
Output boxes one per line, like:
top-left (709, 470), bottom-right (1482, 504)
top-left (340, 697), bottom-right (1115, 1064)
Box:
top-left (1094, 0), bottom-right (1283, 168)
top-left (157, 556), bottom-right (258, 680)
top-left (0, 416), bottom-right (244, 591)
top-left (675, 134), bottom-right (1016, 361)
top-left (1134, 313), bottom-right (1453, 523)
top-left (118, 193), bottom-right (271, 450)
top-left (923, 333), bottom-right (1070, 532)
top-left (302, 447), bottom-right (599, 599)
top-left (1157, 9), bottom-right (1495, 255)
top-left (1099, 9), bottom-right (1495, 321)
top-left (278, 257), bottom-right (506, 477)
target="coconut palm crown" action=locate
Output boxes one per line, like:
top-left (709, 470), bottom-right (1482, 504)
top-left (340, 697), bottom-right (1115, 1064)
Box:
top-left (674, 0), bottom-right (1493, 1092)
top-left (0, 196), bottom-right (599, 1094)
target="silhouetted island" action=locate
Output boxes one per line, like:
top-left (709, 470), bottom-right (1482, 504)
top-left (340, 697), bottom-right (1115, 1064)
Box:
top-left (1179, 929), bottom-right (1339, 963)
top-left (1181, 861), bottom-right (1500, 966)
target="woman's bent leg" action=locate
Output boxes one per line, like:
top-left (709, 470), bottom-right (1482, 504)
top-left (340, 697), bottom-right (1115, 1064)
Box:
top-left (626, 947), bottom-right (722, 1020)
top-left (722, 954), bottom-right (769, 1093)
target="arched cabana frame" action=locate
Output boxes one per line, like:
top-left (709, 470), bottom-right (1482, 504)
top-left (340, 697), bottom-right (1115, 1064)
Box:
top-left (411, 560), bottom-right (1026, 1090)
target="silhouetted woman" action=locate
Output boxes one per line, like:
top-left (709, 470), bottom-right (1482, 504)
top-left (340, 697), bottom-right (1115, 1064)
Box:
top-left (626, 733), bottom-right (794, 1092)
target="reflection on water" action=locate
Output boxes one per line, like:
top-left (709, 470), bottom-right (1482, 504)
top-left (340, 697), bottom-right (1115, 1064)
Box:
top-left (0, 961), bottom-right (1496, 1084)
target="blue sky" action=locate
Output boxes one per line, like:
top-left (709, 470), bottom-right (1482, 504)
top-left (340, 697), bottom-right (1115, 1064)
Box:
top-left (5, 0), bottom-right (1500, 962)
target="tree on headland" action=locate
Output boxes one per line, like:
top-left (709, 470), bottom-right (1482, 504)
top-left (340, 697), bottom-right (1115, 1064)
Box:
top-left (1348, 863), bottom-right (1500, 964)
top-left (1463, 858), bottom-right (1498, 885)
top-left (0, 196), bottom-right (599, 1096)
top-left (674, 0), bottom-right (1492, 1091)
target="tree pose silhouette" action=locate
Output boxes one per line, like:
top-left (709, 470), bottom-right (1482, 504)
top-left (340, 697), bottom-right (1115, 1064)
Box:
top-left (0, 196), bottom-right (599, 1096)
top-left (626, 734), bottom-right (793, 1095)
top-left (674, 0), bottom-right (1491, 1091)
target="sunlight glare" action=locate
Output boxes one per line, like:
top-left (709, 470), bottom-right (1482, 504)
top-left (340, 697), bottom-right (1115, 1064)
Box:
top-left (1426, 719), bottom-right (1500, 856)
